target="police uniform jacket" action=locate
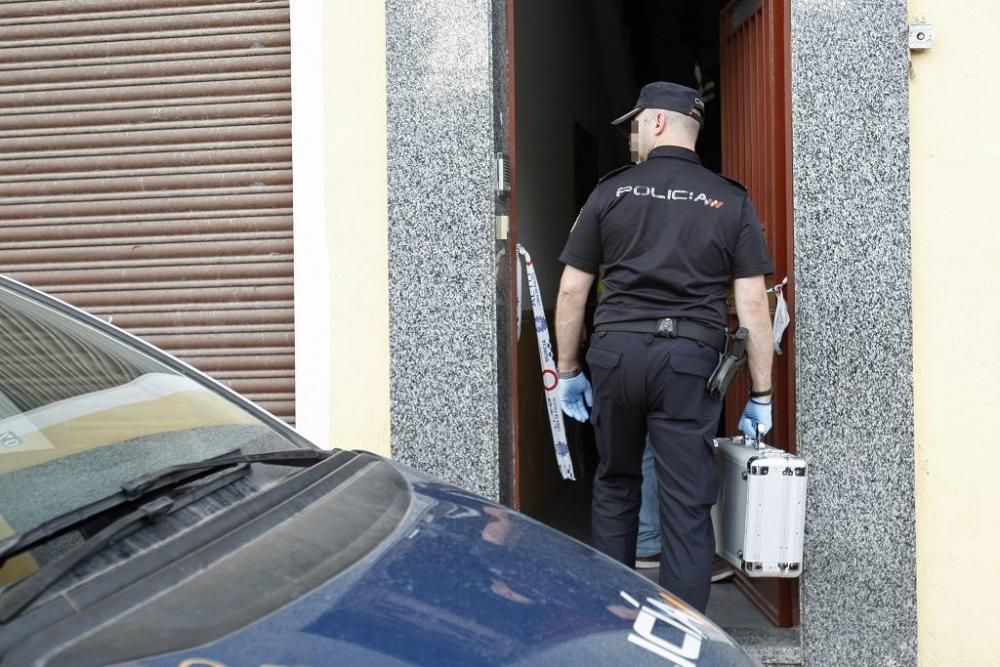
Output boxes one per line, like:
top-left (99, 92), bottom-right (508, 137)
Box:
top-left (560, 145), bottom-right (774, 329)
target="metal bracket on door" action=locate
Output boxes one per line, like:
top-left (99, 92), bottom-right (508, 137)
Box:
top-left (496, 215), bottom-right (510, 241)
top-left (496, 152), bottom-right (511, 196)
top-left (495, 152), bottom-right (511, 240)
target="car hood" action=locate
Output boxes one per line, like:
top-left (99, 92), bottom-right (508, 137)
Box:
top-left (5, 457), bottom-right (758, 667)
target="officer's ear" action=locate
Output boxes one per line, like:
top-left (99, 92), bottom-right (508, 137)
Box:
top-left (652, 111), bottom-right (668, 135)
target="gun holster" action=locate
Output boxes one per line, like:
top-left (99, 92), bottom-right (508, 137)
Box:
top-left (706, 327), bottom-right (749, 400)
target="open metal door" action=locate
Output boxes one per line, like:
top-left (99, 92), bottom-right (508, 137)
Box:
top-left (720, 0), bottom-right (798, 627)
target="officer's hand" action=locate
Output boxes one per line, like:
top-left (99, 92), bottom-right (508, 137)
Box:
top-left (559, 372), bottom-right (593, 423)
top-left (738, 399), bottom-right (773, 440)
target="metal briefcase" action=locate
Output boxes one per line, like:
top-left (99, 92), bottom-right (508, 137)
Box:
top-left (711, 435), bottom-right (807, 578)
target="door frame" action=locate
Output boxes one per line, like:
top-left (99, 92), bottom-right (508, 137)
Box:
top-left (505, 0), bottom-right (522, 510)
top-left (503, 0), bottom-right (799, 627)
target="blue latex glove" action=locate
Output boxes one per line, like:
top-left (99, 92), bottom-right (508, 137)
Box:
top-left (559, 372), bottom-right (593, 423)
top-left (738, 399), bottom-right (773, 440)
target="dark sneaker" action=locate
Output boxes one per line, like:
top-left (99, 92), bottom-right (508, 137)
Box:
top-left (711, 560), bottom-right (736, 582)
top-left (634, 554), bottom-right (660, 569)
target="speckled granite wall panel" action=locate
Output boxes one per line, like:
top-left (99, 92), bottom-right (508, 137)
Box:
top-left (791, 1), bottom-right (916, 665)
top-left (387, 0), bottom-right (501, 500)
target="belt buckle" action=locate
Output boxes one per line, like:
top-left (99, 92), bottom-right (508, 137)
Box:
top-left (655, 318), bottom-right (676, 338)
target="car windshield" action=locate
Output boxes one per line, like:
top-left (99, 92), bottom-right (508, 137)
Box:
top-left (0, 283), bottom-right (301, 546)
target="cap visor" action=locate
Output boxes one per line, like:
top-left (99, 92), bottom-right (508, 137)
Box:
top-left (611, 107), bottom-right (641, 126)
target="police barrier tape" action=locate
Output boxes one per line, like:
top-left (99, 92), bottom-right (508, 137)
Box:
top-left (516, 244), bottom-right (576, 481)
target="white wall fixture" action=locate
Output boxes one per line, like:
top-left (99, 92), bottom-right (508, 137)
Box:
top-left (909, 23), bottom-right (934, 50)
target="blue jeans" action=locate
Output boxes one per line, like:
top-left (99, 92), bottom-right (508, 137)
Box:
top-left (637, 436), bottom-right (661, 557)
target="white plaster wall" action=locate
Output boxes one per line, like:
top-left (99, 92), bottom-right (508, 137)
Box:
top-left (290, 1), bottom-right (332, 446)
top-left (909, 1), bottom-right (1000, 663)
top-left (323, 0), bottom-right (390, 457)
top-left (289, 0), bottom-right (389, 456)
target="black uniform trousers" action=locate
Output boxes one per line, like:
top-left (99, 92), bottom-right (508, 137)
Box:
top-left (586, 331), bottom-right (722, 612)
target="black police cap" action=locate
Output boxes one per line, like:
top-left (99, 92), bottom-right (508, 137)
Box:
top-left (611, 81), bottom-right (705, 128)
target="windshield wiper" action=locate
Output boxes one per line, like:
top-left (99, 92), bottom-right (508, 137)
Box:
top-left (120, 448), bottom-right (331, 499)
top-left (0, 464), bottom-right (251, 623)
top-left (0, 448), bottom-right (331, 568)
top-left (0, 448), bottom-right (243, 567)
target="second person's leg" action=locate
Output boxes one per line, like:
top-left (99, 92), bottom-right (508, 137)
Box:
top-left (635, 436), bottom-right (661, 566)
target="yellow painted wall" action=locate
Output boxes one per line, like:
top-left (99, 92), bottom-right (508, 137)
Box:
top-left (910, 1), bottom-right (1000, 663)
top-left (323, 1), bottom-right (390, 457)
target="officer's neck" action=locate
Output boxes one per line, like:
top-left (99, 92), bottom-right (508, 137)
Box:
top-left (641, 139), bottom-right (697, 162)
top-left (654, 137), bottom-right (696, 152)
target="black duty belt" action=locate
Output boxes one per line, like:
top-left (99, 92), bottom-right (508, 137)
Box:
top-left (594, 318), bottom-right (727, 353)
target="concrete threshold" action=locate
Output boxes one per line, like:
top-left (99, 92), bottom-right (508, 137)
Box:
top-left (723, 626), bottom-right (802, 666)
top-left (707, 580), bottom-right (802, 665)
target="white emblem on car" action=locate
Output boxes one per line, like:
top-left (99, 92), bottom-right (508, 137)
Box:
top-left (619, 591), bottom-right (705, 666)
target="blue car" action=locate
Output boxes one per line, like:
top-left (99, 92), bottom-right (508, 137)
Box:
top-left (0, 276), bottom-right (760, 666)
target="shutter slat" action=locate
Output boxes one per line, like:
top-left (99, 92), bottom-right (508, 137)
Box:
top-left (124, 318), bottom-right (292, 336)
top-left (205, 369), bottom-right (292, 379)
top-left (9, 253), bottom-right (292, 276)
top-left (0, 195), bottom-right (291, 220)
top-left (0, 46), bottom-right (289, 73)
top-left (0, 231), bottom-right (290, 250)
top-left (0, 127), bottom-right (291, 152)
top-left (0, 8), bottom-right (289, 42)
top-left (0, 169), bottom-right (292, 199)
top-left (0, 159), bottom-right (294, 182)
top-left (0, 101), bottom-right (289, 135)
top-left (0, 238), bottom-right (292, 266)
top-left (0, 33), bottom-right (291, 67)
top-left (0, 215), bottom-right (291, 238)
top-left (178, 352), bottom-right (292, 366)
top-left (13, 261), bottom-right (292, 285)
top-left (85, 294), bottom-right (293, 310)
top-left (0, 1), bottom-right (288, 22)
top-left (179, 348), bottom-right (291, 360)
top-left (0, 211), bottom-right (290, 228)
top-left (0, 77), bottom-right (292, 111)
top-left (0, 0), bottom-right (295, 422)
top-left (2, 54), bottom-right (289, 90)
top-left (141, 332), bottom-right (291, 349)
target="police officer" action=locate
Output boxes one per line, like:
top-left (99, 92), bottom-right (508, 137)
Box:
top-left (554, 82), bottom-right (774, 612)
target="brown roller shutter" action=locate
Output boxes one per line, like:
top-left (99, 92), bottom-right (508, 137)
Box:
top-left (0, 0), bottom-right (295, 423)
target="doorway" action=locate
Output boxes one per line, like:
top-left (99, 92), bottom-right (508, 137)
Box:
top-left (506, 0), bottom-right (796, 627)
